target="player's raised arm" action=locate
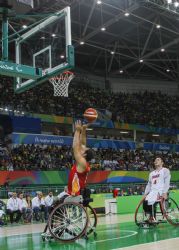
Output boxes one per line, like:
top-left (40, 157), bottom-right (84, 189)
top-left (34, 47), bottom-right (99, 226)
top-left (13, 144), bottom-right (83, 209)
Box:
top-left (73, 120), bottom-right (87, 173)
top-left (80, 124), bottom-right (88, 147)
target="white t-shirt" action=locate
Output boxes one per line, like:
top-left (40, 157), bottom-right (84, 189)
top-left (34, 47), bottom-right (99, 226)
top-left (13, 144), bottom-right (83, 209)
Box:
top-left (7, 197), bottom-right (19, 211)
top-left (32, 197), bottom-right (45, 209)
top-left (44, 195), bottom-right (54, 207)
top-left (17, 198), bottom-right (28, 211)
top-left (58, 191), bottom-right (69, 199)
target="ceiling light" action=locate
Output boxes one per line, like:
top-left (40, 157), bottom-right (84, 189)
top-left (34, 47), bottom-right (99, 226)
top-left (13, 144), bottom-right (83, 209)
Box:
top-left (41, 36), bottom-right (45, 39)
top-left (139, 59), bottom-right (143, 63)
top-left (110, 51), bottom-right (115, 55)
top-left (52, 33), bottom-right (56, 37)
top-left (161, 48), bottom-right (165, 52)
top-left (166, 69), bottom-right (170, 72)
top-left (167, 0), bottom-right (172, 3)
top-left (152, 134), bottom-right (160, 137)
top-left (80, 41), bottom-right (85, 45)
top-left (124, 12), bottom-right (130, 17)
top-left (174, 2), bottom-right (179, 8)
top-left (120, 131), bottom-right (129, 134)
top-left (5, 108), bottom-right (8, 112)
top-left (60, 55), bottom-right (65, 59)
top-left (22, 25), bottom-right (27, 29)
top-left (101, 27), bottom-right (106, 31)
top-left (119, 70), bottom-right (123, 74)
top-left (97, 0), bottom-right (102, 4)
top-left (156, 24), bottom-right (161, 29)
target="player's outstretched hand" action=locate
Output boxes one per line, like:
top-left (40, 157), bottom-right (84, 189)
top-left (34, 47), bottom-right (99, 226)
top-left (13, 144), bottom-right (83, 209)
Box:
top-left (75, 120), bottom-right (82, 132)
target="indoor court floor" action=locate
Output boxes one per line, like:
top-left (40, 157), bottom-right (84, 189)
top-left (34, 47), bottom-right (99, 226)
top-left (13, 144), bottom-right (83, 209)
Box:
top-left (0, 214), bottom-right (178, 250)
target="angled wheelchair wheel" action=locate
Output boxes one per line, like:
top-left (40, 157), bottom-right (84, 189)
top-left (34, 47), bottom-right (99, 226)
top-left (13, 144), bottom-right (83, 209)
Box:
top-left (135, 198), bottom-right (148, 227)
top-left (48, 202), bottom-right (88, 242)
top-left (161, 198), bottom-right (179, 226)
top-left (41, 223), bottom-right (53, 242)
top-left (85, 205), bottom-right (97, 236)
top-left (134, 198), bottom-right (158, 228)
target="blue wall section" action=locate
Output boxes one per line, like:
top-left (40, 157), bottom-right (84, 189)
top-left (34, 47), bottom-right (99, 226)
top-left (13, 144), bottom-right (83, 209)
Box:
top-left (12, 133), bottom-right (136, 149)
top-left (12, 133), bottom-right (179, 152)
top-left (11, 116), bottom-right (41, 134)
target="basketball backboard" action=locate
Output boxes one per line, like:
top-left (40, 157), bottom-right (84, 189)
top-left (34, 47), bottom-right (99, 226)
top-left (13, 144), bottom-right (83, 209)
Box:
top-left (14, 6), bottom-right (74, 93)
top-left (0, 2), bottom-right (74, 93)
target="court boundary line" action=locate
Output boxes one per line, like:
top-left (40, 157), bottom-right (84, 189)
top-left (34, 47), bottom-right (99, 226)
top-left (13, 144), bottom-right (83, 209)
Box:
top-left (111, 236), bottom-right (179, 250)
top-left (90, 230), bottom-right (138, 243)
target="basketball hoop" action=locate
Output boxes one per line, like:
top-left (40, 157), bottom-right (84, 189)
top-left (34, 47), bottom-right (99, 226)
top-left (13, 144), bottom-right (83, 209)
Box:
top-left (49, 71), bottom-right (74, 97)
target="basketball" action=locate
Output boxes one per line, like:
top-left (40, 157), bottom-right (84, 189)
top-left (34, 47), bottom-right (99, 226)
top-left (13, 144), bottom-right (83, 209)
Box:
top-left (83, 108), bottom-right (98, 123)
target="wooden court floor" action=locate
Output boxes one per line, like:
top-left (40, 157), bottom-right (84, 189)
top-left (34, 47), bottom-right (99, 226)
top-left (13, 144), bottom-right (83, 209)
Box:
top-left (0, 214), bottom-right (178, 250)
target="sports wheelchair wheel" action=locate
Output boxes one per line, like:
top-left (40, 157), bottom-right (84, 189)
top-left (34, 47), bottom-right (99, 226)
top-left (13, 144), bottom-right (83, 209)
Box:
top-left (134, 197), bottom-right (161, 228)
top-left (41, 224), bottom-right (53, 242)
top-left (48, 202), bottom-right (88, 242)
top-left (85, 205), bottom-right (97, 236)
top-left (135, 197), bottom-right (151, 228)
top-left (161, 197), bottom-right (179, 226)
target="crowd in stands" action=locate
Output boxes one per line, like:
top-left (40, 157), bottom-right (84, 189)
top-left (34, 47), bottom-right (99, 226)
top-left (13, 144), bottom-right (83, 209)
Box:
top-left (0, 144), bottom-right (178, 171)
top-left (0, 76), bottom-right (179, 129)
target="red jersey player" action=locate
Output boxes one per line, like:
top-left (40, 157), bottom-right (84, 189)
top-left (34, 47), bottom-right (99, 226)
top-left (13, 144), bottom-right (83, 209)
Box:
top-left (42, 120), bottom-right (94, 237)
top-left (68, 120), bottom-right (94, 196)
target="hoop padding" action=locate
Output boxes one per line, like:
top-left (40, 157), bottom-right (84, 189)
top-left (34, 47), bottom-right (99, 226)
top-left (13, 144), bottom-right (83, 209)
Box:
top-left (49, 71), bottom-right (74, 97)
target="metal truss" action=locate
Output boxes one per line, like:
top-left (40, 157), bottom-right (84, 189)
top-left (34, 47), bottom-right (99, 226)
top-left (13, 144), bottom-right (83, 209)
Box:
top-left (5, 0), bottom-right (179, 81)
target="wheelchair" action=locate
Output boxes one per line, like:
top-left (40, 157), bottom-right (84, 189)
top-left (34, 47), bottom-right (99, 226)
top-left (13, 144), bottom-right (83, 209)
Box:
top-left (135, 195), bottom-right (179, 228)
top-left (41, 189), bottom-right (97, 242)
top-left (0, 201), bottom-right (8, 226)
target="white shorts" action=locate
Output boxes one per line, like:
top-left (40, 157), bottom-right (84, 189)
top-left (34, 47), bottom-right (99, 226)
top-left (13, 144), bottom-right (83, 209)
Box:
top-left (145, 191), bottom-right (161, 205)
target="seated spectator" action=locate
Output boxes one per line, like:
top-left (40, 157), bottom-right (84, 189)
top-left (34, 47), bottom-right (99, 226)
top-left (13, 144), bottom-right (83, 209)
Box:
top-left (118, 189), bottom-right (125, 196)
top-left (6, 192), bottom-right (22, 224)
top-left (32, 192), bottom-right (45, 221)
top-left (18, 193), bottom-right (32, 223)
top-left (25, 195), bottom-right (33, 223)
top-left (57, 186), bottom-right (69, 200)
top-left (127, 187), bottom-right (134, 196)
top-left (18, 193), bottom-right (27, 222)
top-left (44, 191), bottom-right (54, 220)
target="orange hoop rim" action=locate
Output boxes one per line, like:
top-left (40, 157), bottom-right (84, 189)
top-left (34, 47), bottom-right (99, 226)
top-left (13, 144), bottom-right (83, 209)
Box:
top-left (50, 71), bottom-right (74, 81)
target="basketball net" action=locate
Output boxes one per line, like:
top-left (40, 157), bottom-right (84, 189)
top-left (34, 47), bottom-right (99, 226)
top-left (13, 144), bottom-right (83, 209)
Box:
top-left (49, 71), bottom-right (74, 97)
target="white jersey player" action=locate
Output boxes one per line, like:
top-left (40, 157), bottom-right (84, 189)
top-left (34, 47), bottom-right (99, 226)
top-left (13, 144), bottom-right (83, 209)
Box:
top-left (144, 157), bottom-right (171, 205)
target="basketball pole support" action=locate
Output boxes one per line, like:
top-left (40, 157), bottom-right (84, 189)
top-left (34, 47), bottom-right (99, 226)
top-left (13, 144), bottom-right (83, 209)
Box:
top-left (14, 6), bottom-right (75, 94)
top-left (0, 4), bottom-right (43, 80)
top-left (2, 7), bottom-right (9, 61)
top-left (0, 5), bottom-right (74, 93)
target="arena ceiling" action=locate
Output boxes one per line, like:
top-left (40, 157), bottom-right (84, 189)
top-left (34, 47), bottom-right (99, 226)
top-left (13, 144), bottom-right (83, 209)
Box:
top-left (2, 0), bottom-right (179, 81)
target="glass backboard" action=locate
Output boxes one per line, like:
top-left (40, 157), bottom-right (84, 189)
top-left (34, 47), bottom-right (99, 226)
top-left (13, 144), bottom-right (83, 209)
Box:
top-left (14, 6), bottom-right (74, 93)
